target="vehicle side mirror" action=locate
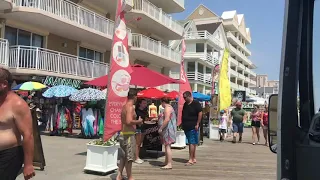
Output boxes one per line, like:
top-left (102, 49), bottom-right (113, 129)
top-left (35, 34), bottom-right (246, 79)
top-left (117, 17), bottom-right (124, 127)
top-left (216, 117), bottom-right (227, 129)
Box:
top-left (268, 94), bottom-right (278, 153)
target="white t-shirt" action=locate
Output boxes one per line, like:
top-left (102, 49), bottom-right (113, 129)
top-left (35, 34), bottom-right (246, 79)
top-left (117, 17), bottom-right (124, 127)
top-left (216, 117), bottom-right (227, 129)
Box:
top-left (219, 115), bottom-right (228, 129)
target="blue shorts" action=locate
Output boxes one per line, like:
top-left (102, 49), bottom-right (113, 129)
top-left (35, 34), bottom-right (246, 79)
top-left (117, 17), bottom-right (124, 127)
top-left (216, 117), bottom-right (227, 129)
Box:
top-left (232, 122), bottom-right (244, 133)
top-left (184, 129), bottom-right (199, 145)
top-left (136, 129), bottom-right (142, 134)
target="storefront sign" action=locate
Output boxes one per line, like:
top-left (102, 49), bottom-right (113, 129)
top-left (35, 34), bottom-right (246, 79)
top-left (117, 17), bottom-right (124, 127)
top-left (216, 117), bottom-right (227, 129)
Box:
top-left (104, 0), bottom-right (132, 141)
top-left (242, 102), bottom-right (254, 109)
top-left (43, 76), bottom-right (82, 89)
top-left (233, 91), bottom-right (246, 102)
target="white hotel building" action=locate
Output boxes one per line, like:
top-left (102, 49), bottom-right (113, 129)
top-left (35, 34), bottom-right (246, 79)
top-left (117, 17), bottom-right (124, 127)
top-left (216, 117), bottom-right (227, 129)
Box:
top-left (0, 0), bottom-right (184, 89)
top-left (171, 5), bottom-right (257, 95)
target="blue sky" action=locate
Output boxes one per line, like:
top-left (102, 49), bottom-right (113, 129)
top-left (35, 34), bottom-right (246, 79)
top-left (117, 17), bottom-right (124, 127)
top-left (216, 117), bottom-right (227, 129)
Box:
top-left (172, 0), bottom-right (285, 80)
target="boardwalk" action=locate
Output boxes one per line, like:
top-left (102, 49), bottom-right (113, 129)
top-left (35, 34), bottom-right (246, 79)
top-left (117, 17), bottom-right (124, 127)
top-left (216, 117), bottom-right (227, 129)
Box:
top-left (17, 129), bottom-right (276, 180)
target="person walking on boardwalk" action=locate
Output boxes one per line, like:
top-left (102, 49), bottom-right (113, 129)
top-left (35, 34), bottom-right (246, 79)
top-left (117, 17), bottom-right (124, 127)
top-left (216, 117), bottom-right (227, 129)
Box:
top-left (230, 101), bottom-right (247, 143)
top-left (117, 90), bottom-right (143, 180)
top-left (261, 106), bottom-right (269, 146)
top-left (251, 105), bottom-right (262, 145)
top-left (182, 91), bottom-right (203, 166)
top-left (0, 68), bottom-right (36, 180)
top-left (158, 97), bottom-right (177, 170)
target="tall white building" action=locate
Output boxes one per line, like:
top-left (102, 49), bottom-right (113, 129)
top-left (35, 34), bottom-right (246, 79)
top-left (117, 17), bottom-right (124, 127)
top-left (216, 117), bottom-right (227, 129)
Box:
top-left (0, 0), bottom-right (184, 89)
top-left (171, 5), bottom-right (257, 95)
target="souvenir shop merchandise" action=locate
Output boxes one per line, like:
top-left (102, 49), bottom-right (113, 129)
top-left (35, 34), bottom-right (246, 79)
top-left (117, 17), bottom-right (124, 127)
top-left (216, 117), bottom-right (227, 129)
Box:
top-left (149, 103), bottom-right (158, 118)
top-left (80, 103), bottom-right (104, 139)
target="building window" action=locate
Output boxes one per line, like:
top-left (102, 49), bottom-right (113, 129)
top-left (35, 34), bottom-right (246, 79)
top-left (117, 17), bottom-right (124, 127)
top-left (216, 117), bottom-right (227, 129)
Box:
top-left (79, 47), bottom-right (103, 62)
top-left (196, 43), bottom-right (204, 52)
top-left (5, 26), bottom-right (43, 47)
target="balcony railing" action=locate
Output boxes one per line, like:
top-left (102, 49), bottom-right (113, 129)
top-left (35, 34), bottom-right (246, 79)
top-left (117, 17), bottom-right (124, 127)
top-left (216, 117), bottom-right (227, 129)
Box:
top-left (0, 38), bottom-right (9, 66)
top-left (186, 72), bottom-right (211, 84)
top-left (131, 34), bottom-right (181, 64)
top-left (12, 0), bottom-right (131, 38)
top-left (8, 46), bottom-right (108, 78)
top-left (229, 56), bottom-right (238, 65)
top-left (185, 31), bottom-right (222, 48)
top-left (245, 67), bottom-right (256, 77)
top-left (184, 52), bottom-right (219, 66)
top-left (132, 0), bottom-right (184, 35)
top-left (229, 44), bottom-right (252, 66)
top-left (226, 32), bottom-right (251, 56)
top-left (229, 69), bottom-right (238, 77)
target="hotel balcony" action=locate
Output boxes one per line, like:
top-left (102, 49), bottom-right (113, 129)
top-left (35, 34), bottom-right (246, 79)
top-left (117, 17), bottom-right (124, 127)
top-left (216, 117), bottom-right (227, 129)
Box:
top-left (187, 72), bottom-right (212, 85)
top-left (0, 38), bottom-right (9, 67)
top-left (226, 32), bottom-right (251, 56)
top-left (131, 33), bottom-right (181, 67)
top-left (244, 66), bottom-right (256, 77)
top-left (229, 56), bottom-right (238, 67)
top-left (3, 0), bottom-right (131, 50)
top-left (80, 0), bottom-right (133, 15)
top-left (185, 31), bottom-right (223, 50)
top-left (5, 45), bottom-right (108, 80)
top-left (229, 69), bottom-right (239, 78)
top-left (229, 44), bottom-right (254, 67)
top-left (222, 17), bottom-right (251, 44)
top-left (184, 52), bottom-right (219, 67)
top-left (0, 0), bottom-right (12, 11)
top-left (148, 0), bottom-right (184, 13)
top-left (127, 0), bottom-right (184, 40)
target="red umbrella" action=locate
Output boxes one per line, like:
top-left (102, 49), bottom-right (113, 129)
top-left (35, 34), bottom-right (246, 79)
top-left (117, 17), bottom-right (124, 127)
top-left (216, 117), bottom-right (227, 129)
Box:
top-left (137, 88), bottom-right (166, 99)
top-left (165, 91), bottom-right (179, 99)
top-left (85, 64), bottom-right (182, 87)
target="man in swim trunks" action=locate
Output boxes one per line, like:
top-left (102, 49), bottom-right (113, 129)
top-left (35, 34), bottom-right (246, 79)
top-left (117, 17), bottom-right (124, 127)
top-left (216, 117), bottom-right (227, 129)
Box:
top-left (0, 68), bottom-right (35, 180)
top-left (182, 91), bottom-right (203, 166)
top-left (117, 90), bottom-right (143, 180)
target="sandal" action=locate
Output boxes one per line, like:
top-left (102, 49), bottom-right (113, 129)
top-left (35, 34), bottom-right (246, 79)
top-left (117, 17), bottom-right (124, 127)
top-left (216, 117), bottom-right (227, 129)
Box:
top-left (185, 162), bottom-right (194, 166)
top-left (160, 166), bottom-right (172, 170)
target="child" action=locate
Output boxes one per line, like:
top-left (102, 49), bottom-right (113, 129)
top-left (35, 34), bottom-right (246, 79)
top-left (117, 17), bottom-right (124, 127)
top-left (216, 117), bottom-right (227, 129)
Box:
top-left (219, 110), bottom-right (228, 142)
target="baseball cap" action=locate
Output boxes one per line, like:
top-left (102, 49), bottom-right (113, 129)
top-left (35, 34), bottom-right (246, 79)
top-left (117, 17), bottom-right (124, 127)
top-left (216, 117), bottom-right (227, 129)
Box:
top-left (220, 110), bottom-right (225, 114)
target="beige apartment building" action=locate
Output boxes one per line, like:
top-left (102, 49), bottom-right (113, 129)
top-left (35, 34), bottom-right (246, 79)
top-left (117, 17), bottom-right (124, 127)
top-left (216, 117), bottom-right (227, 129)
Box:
top-left (0, 0), bottom-right (184, 89)
top-left (170, 5), bottom-right (257, 95)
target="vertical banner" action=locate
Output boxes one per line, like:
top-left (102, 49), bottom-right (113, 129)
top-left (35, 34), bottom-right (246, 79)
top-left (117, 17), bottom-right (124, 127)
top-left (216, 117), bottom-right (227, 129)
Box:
top-left (218, 49), bottom-right (231, 111)
top-left (104, 0), bottom-right (132, 141)
top-left (177, 39), bottom-right (192, 126)
top-left (211, 64), bottom-right (220, 95)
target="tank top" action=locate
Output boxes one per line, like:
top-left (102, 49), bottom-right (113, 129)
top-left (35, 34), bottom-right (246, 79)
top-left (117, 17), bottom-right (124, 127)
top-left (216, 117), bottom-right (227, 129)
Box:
top-left (263, 113), bottom-right (268, 125)
top-left (251, 111), bottom-right (261, 122)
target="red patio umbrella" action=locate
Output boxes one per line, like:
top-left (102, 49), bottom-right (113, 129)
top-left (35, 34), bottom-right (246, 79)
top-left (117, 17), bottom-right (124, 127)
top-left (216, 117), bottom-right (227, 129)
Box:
top-left (165, 90), bottom-right (179, 99)
top-left (85, 64), bottom-right (182, 87)
top-left (137, 88), bottom-right (166, 99)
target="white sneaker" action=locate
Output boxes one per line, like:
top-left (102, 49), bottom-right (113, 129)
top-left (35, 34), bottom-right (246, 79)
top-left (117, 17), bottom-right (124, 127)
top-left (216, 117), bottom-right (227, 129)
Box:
top-left (134, 159), bottom-right (144, 164)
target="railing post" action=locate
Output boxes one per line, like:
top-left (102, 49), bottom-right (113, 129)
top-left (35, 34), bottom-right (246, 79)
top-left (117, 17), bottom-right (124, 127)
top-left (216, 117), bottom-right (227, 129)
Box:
top-left (57, 53), bottom-right (60, 73)
top-left (93, 13), bottom-right (96, 30)
top-left (37, 0), bottom-right (40, 9)
top-left (77, 6), bottom-right (80, 24)
top-left (91, 61), bottom-right (94, 78)
top-left (35, 48), bottom-right (39, 70)
top-left (16, 46), bottom-right (20, 69)
top-left (195, 71), bottom-right (197, 80)
top-left (59, 0), bottom-right (62, 16)
top-left (158, 41), bottom-right (161, 55)
top-left (159, 8), bottom-right (162, 21)
top-left (76, 57), bottom-right (78, 76)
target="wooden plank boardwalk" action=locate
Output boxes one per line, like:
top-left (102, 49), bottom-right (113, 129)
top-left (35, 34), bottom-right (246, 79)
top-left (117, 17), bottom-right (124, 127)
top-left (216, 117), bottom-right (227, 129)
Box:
top-left (17, 129), bottom-right (276, 180)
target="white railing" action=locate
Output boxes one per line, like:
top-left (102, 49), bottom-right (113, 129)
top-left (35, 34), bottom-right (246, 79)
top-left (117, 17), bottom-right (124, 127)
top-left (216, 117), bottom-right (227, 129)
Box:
top-left (245, 67), bottom-right (256, 77)
top-left (132, 0), bottom-right (184, 35)
top-left (238, 63), bottom-right (245, 70)
top-left (238, 73), bottom-right (245, 80)
top-left (229, 56), bottom-right (238, 65)
top-left (184, 52), bottom-right (219, 66)
top-left (226, 32), bottom-right (251, 55)
top-left (229, 69), bottom-right (238, 77)
top-left (230, 82), bottom-right (238, 90)
top-left (229, 44), bottom-right (252, 65)
top-left (8, 46), bottom-right (108, 78)
top-left (12, 0), bottom-right (131, 38)
top-left (131, 34), bottom-right (181, 64)
top-left (186, 72), bottom-right (211, 84)
top-left (0, 38), bottom-right (9, 66)
top-left (185, 31), bottom-right (222, 48)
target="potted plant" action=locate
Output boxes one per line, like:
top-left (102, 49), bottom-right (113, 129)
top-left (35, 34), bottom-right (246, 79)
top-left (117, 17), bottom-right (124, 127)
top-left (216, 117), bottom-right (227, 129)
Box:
top-left (172, 126), bottom-right (186, 148)
top-left (209, 118), bottom-right (220, 140)
top-left (84, 136), bottom-right (120, 174)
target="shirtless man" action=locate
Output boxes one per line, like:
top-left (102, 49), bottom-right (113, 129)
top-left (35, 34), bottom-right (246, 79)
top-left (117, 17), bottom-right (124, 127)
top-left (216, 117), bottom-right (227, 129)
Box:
top-left (0, 68), bottom-right (35, 180)
top-left (117, 90), bottom-right (143, 180)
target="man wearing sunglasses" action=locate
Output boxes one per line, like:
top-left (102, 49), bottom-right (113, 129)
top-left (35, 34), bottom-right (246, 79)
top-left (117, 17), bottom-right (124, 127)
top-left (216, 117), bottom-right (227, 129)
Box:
top-left (181, 91), bottom-right (202, 166)
top-left (0, 68), bottom-right (35, 180)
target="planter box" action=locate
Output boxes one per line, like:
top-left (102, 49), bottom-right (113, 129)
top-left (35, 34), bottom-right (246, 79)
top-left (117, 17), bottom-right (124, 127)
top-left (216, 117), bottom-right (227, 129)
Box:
top-left (209, 123), bottom-right (220, 140)
top-left (171, 131), bottom-right (186, 148)
top-left (84, 143), bottom-right (120, 174)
